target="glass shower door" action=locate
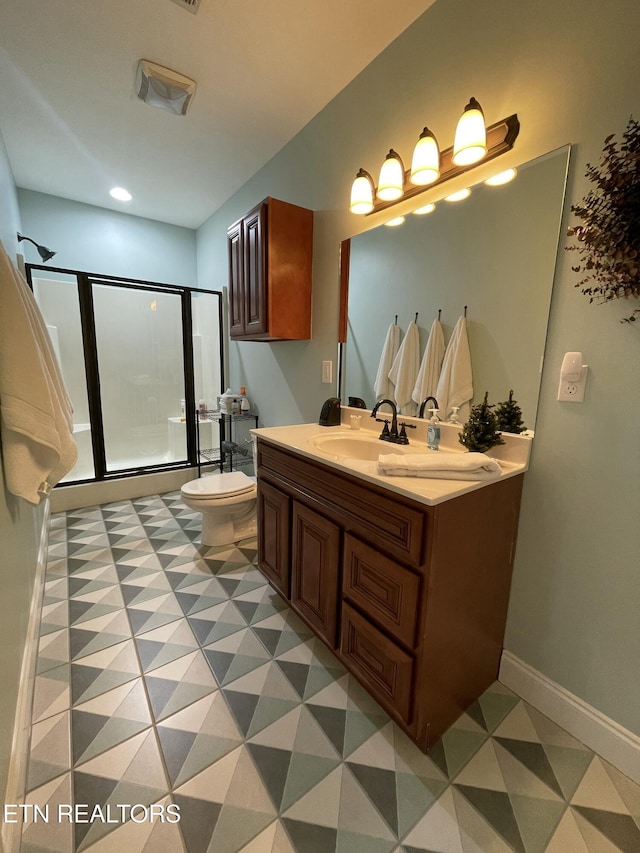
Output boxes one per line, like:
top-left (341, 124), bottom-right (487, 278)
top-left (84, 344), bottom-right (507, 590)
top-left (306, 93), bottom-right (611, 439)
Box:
top-left (91, 282), bottom-right (188, 473)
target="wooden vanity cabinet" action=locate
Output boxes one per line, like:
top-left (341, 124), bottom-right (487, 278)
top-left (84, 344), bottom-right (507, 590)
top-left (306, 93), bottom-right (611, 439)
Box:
top-left (227, 197), bottom-right (313, 341)
top-left (255, 438), bottom-right (524, 751)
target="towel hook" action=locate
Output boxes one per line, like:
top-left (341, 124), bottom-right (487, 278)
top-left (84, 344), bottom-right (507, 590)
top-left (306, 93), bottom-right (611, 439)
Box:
top-left (437, 308), bottom-right (441, 321)
top-left (394, 314), bottom-right (398, 325)
top-left (464, 305), bottom-right (468, 318)
top-left (415, 312), bottom-right (419, 323)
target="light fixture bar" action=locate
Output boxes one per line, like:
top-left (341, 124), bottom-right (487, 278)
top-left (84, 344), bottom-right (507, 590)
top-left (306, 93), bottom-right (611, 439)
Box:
top-left (366, 113), bottom-right (519, 215)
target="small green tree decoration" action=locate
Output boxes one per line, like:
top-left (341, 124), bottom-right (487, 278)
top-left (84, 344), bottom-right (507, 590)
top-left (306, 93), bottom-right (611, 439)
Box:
top-left (566, 116), bottom-right (640, 323)
top-left (495, 390), bottom-right (527, 434)
top-left (459, 392), bottom-right (505, 453)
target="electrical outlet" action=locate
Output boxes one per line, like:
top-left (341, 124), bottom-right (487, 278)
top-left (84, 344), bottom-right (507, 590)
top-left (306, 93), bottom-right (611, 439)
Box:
top-left (557, 366), bottom-right (588, 402)
top-left (322, 360), bottom-right (333, 384)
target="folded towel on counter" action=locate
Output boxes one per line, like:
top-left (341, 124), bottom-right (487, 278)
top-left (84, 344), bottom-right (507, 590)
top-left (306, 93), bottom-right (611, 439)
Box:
top-left (435, 315), bottom-right (473, 421)
top-left (388, 320), bottom-right (419, 415)
top-left (377, 452), bottom-right (502, 480)
top-left (374, 322), bottom-right (401, 401)
top-left (412, 317), bottom-right (445, 406)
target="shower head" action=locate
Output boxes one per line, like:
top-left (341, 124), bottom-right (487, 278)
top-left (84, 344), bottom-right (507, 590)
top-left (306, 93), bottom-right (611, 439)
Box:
top-left (17, 232), bottom-right (56, 262)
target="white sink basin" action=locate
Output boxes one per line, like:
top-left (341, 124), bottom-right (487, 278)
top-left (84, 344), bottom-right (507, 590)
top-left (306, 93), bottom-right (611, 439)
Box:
top-left (312, 432), bottom-right (416, 462)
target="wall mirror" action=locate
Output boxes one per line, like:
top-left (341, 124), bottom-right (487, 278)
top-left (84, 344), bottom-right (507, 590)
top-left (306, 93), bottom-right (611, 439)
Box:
top-left (338, 146), bottom-right (571, 430)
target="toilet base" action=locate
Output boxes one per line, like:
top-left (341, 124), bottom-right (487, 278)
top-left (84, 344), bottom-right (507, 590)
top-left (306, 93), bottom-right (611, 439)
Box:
top-left (200, 503), bottom-right (257, 547)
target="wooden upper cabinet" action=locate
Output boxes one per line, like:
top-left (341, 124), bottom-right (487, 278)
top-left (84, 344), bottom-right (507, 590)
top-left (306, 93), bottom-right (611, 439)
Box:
top-left (227, 197), bottom-right (314, 341)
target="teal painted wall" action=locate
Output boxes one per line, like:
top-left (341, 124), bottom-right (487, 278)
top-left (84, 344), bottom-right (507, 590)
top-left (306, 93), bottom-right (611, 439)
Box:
top-left (0, 130), bottom-right (42, 802)
top-left (197, 0), bottom-right (640, 733)
top-left (18, 189), bottom-right (197, 287)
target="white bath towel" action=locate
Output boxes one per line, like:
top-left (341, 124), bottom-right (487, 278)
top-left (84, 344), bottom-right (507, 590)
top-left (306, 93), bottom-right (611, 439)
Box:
top-left (0, 240), bottom-right (77, 504)
top-left (388, 320), bottom-right (419, 415)
top-left (412, 317), bottom-right (445, 406)
top-left (377, 452), bottom-right (501, 480)
top-left (374, 322), bottom-right (401, 402)
top-left (435, 315), bottom-right (473, 421)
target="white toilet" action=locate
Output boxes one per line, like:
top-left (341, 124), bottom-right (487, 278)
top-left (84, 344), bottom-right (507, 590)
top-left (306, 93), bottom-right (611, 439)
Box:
top-left (180, 470), bottom-right (257, 546)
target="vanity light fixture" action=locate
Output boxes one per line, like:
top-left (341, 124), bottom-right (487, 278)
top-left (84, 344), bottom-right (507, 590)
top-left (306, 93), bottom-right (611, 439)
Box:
top-left (349, 102), bottom-right (519, 216)
top-left (110, 186), bottom-right (132, 202)
top-left (412, 202), bottom-right (436, 215)
top-left (410, 127), bottom-right (440, 186)
top-left (384, 215), bottom-right (406, 227)
top-left (444, 188), bottom-right (471, 202)
top-left (377, 150), bottom-right (405, 201)
top-left (452, 97), bottom-right (487, 166)
top-left (484, 167), bottom-right (518, 186)
top-left (349, 169), bottom-right (375, 214)
top-left (16, 232), bottom-right (56, 262)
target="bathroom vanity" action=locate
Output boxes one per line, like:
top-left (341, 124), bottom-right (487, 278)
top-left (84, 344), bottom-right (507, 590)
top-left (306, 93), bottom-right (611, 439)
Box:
top-left (252, 416), bottom-right (530, 751)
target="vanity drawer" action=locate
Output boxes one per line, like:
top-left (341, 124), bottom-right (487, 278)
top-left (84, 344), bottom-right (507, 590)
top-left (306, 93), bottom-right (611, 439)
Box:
top-left (340, 602), bottom-right (414, 724)
top-left (343, 534), bottom-right (420, 649)
top-left (258, 440), bottom-right (426, 567)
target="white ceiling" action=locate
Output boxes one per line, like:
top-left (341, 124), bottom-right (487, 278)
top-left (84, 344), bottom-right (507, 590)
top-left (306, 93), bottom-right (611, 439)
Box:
top-left (0, 0), bottom-right (435, 229)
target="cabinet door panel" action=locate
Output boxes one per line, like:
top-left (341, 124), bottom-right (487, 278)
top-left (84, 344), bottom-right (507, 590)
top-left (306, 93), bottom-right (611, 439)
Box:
top-left (243, 203), bottom-right (268, 337)
top-left (227, 221), bottom-right (244, 336)
top-left (257, 481), bottom-right (290, 597)
top-left (341, 602), bottom-right (414, 724)
top-left (343, 534), bottom-right (420, 649)
top-left (291, 501), bottom-right (340, 647)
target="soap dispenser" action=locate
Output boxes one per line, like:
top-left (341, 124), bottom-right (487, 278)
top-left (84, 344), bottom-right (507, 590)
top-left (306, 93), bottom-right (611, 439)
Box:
top-left (427, 409), bottom-right (441, 451)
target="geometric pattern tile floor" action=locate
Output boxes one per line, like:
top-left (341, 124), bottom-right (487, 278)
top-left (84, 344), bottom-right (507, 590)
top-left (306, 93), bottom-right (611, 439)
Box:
top-left (17, 492), bottom-right (640, 852)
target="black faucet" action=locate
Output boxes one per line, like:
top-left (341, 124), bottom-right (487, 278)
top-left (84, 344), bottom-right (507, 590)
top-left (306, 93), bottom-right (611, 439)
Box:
top-left (371, 399), bottom-right (399, 442)
top-left (418, 396), bottom-right (439, 418)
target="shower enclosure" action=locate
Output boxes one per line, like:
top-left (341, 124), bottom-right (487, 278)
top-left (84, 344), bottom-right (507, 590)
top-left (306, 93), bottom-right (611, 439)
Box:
top-left (27, 265), bottom-right (224, 485)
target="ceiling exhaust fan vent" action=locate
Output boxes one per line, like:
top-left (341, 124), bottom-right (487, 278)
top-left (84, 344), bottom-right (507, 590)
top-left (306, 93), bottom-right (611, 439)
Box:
top-left (169, 0), bottom-right (201, 13)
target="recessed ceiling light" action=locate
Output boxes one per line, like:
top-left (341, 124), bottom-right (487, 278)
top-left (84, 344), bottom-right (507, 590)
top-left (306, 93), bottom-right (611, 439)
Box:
top-left (444, 188), bottom-right (471, 202)
top-left (110, 187), bottom-right (132, 202)
top-left (484, 168), bottom-right (518, 186)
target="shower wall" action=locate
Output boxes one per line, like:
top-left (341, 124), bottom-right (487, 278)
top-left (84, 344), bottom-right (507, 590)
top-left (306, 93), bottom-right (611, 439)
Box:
top-left (31, 272), bottom-right (223, 483)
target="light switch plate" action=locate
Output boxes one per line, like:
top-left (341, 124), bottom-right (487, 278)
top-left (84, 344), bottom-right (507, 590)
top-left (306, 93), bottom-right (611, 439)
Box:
top-left (322, 360), bottom-right (333, 383)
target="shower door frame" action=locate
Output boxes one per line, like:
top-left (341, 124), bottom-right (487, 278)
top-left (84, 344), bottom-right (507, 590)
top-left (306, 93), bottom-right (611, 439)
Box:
top-left (26, 263), bottom-right (225, 486)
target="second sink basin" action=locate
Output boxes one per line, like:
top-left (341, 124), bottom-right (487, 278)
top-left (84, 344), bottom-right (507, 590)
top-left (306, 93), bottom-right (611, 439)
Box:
top-left (312, 432), bottom-right (415, 462)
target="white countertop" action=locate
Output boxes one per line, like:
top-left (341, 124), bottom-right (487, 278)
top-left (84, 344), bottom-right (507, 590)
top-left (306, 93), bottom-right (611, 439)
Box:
top-left (252, 408), bottom-right (531, 507)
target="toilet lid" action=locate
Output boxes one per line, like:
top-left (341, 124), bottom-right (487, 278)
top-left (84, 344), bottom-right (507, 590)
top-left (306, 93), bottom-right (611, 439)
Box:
top-left (182, 471), bottom-right (255, 499)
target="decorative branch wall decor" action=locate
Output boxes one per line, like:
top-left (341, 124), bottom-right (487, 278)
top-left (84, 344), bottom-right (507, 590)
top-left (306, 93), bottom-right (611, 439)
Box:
top-left (567, 116), bottom-right (640, 323)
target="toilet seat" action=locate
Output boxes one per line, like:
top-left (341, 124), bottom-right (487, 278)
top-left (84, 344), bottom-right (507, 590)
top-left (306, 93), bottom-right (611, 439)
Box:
top-left (181, 471), bottom-right (255, 500)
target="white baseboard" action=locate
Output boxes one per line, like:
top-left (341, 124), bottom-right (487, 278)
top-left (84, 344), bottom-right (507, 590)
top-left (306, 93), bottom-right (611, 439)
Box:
top-left (500, 650), bottom-right (640, 785)
top-left (1, 500), bottom-right (51, 853)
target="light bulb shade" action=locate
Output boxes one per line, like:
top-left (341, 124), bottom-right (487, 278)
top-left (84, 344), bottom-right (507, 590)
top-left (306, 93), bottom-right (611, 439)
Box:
top-left (410, 127), bottom-right (440, 185)
top-left (453, 97), bottom-right (487, 166)
top-left (377, 149), bottom-right (405, 201)
top-left (350, 169), bottom-right (375, 214)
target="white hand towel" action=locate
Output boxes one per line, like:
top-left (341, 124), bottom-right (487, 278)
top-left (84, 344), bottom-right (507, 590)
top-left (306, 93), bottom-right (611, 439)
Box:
top-left (388, 320), bottom-right (419, 415)
top-left (374, 322), bottom-right (401, 401)
top-left (435, 315), bottom-right (473, 421)
top-left (377, 452), bottom-right (501, 480)
top-left (412, 318), bottom-right (445, 406)
top-left (0, 240), bottom-right (77, 504)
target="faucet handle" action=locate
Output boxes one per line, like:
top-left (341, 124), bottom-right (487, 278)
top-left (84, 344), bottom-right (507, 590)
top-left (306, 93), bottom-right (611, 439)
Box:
top-left (397, 422), bottom-right (417, 445)
top-left (376, 419), bottom-right (391, 440)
